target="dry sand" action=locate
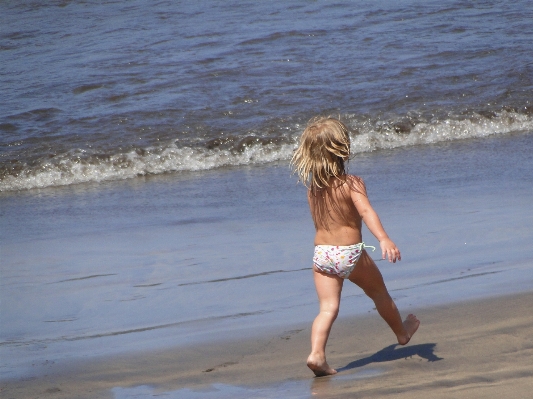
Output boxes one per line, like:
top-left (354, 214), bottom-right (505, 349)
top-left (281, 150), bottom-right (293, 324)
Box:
top-left (2, 291), bottom-right (533, 398)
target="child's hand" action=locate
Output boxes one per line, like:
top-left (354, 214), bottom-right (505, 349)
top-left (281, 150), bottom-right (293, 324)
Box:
top-left (380, 238), bottom-right (401, 263)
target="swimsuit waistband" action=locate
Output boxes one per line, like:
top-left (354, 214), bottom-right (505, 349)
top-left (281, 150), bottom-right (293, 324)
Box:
top-left (314, 242), bottom-right (376, 252)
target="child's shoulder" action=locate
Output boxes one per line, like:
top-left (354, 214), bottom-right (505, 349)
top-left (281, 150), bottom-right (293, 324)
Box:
top-left (345, 174), bottom-right (367, 194)
top-left (345, 174), bottom-right (365, 186)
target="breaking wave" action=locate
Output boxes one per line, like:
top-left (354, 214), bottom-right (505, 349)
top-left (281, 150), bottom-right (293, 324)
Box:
top-left (1, 109), bottom-right (532, 192)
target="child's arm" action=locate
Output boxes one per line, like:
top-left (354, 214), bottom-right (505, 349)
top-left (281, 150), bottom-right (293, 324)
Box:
top-left (348, 176), bottom-right (401, 263)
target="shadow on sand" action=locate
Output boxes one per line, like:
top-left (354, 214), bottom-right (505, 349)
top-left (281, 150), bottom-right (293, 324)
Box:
top-left (337, 343), bottom-right (442, 372)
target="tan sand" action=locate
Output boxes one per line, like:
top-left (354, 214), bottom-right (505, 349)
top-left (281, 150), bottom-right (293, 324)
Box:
top-left (2, 291), bottom-right (533, 398)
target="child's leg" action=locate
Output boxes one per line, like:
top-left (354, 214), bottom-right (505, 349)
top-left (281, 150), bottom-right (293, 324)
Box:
top-left (348, 251), bottom-right (419, 345)
top-left (307, 267), bottom-right (343, 376)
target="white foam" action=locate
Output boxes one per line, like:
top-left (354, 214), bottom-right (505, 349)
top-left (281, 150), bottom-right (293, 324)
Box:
top-left (350, 110), bottom-right (533, 153)
top-left (1, 110), bottom-right (531, 192)
top-left (0, 143), bottom-right (297, 192)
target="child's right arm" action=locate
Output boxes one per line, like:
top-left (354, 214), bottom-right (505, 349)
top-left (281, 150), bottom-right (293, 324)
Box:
top-left (348, 176), bottom-right (401, 263)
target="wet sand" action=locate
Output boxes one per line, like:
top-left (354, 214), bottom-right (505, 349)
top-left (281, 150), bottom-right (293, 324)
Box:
top-left (2, 291), bottom-right (532, 399)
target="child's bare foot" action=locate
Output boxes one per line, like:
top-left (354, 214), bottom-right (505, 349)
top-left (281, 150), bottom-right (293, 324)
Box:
top-left (397, 314), bottom-right (420, 345)
top-left (307, 354), bottom-right (337, 377)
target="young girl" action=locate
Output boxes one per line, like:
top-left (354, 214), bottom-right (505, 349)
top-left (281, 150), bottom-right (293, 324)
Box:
top-left (291, 117), bottom-right (420, 377)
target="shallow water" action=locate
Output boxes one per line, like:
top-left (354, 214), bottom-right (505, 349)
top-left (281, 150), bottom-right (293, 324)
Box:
top-left (111, 369), bottom-right (384, 399)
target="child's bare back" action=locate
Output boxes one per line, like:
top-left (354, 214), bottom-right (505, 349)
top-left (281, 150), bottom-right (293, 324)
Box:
top-left (292, 117), bottom-right (419, 377)
top-left (309, 175), bottom-right (364, 246)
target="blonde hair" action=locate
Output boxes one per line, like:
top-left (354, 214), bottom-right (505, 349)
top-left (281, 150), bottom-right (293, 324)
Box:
top-left (291, 116), bottom-right (351, 190)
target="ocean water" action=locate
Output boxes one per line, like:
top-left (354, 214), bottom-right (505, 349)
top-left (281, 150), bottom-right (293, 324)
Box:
top-left (1, 0), bottom-right (533, 387)
top-left (1, 0), bottom-right (532, 191)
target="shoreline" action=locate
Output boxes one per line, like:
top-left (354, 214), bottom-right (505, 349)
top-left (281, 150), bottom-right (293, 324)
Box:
top-left (2, 290), bottom-right (533, 398)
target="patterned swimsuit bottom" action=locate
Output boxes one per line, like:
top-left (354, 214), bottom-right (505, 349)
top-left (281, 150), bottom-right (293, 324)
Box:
top-left (313, 243), bottom-right (376, 279)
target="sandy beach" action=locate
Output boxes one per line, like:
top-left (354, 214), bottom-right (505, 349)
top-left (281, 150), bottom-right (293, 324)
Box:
top-left (1, 291), bottom-right (532, 398)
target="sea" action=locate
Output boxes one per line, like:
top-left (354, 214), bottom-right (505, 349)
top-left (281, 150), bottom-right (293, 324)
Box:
top-left (1, 0), bottom-right (533, 395)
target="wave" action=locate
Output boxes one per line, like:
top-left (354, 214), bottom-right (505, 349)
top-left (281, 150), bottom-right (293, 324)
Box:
top-left (347, 109), bottom-right (533, 152)
top-left (0, 141), bottom-right (297, 192)
top-left (1, 109), bottom-right (532, 192)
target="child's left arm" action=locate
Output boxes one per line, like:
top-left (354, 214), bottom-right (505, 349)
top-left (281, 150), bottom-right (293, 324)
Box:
top-left (349, 178), bottom-right (401, 263)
